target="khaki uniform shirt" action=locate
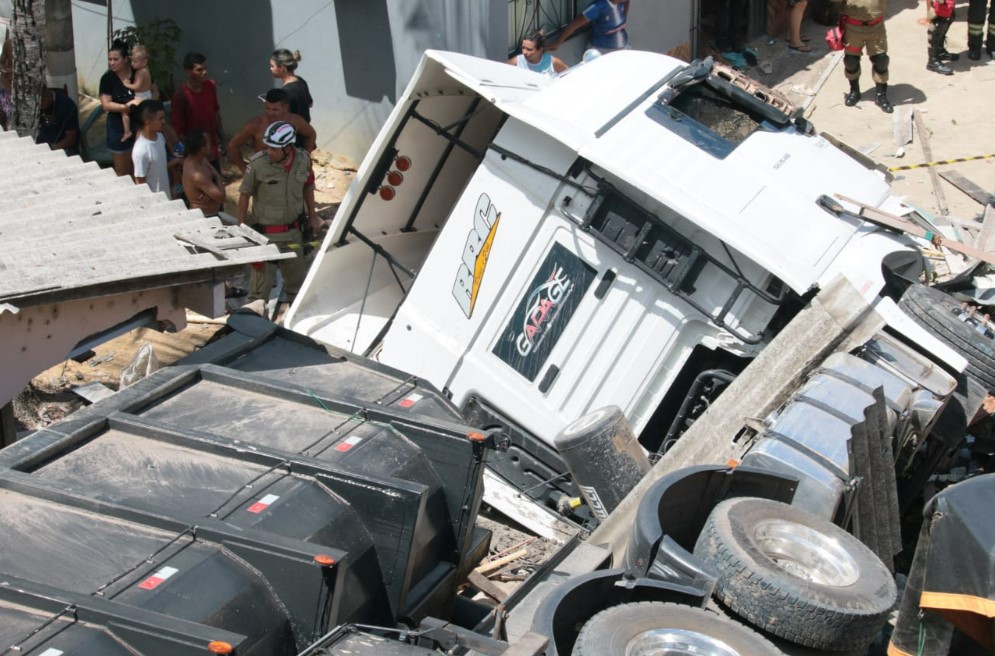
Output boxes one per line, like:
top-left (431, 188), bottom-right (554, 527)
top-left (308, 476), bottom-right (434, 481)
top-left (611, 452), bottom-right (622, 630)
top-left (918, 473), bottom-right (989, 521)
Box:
top-left (239, 147), bottom-right (312, 226)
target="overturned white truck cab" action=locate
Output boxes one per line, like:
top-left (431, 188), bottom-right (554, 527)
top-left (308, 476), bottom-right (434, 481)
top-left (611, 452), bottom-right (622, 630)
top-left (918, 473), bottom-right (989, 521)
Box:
top-left (287, 50), bottom-right (980, 515)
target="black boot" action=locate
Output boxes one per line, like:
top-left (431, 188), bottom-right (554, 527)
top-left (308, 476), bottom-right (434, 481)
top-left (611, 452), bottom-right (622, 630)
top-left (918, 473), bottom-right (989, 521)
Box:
top-left (937, 49), bottom-right (959, 61)
top-left (927, 53), bottom-right (954, 74)
top-left (844, 81), bottom-right (861, 107)
top-left (928, 18), bottom-right (955, 73)
top-left (968, 33), bottom-right (983, 60)
top-left (874, 83), bottom-right (894, 113)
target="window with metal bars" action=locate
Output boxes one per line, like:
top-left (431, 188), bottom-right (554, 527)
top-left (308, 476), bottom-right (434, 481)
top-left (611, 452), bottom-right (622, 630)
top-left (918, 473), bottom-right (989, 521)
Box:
top-left (508, 0), bottom-right (579, 53)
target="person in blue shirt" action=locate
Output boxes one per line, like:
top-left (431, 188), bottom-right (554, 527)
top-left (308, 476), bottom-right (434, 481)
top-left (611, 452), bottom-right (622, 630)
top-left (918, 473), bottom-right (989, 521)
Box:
top-left (508, 30), bottom-right (569, 75)
top-left (550, 0), bottom-right (630, 53)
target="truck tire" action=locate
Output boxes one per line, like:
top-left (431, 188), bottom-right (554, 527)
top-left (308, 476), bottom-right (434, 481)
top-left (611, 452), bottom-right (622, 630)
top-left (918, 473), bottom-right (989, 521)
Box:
top-left (898, 283), bottom-right (995, 391)
top-left (693, 497), bottom-right (896, 651)
top-left (573, 602), bottom-right (782, 656)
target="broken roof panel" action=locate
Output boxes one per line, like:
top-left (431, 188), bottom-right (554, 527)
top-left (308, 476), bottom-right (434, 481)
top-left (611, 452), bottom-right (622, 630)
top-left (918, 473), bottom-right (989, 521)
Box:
top-left (0, 131), bottom-right (289, 306)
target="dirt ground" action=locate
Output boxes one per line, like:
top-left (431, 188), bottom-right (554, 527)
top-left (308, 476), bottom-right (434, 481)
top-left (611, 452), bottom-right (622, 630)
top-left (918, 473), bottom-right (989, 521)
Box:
top-left (735, 0), bottom-right (995, 223)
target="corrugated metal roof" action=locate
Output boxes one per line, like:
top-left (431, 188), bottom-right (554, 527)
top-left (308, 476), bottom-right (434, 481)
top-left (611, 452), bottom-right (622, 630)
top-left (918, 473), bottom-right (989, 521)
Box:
top-left (0, 130), bottom-right (289, 306)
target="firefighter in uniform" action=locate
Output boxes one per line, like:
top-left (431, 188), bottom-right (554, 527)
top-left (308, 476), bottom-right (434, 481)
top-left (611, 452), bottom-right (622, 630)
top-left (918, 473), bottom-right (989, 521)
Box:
top-left (927, 0), bottom-right (958, 74)
top-left (834, 0), bottom-right (893, 113)
top-left (967, 0), bottom-right (995, 59)
top-left (237, 121), bottom-right (322, 307)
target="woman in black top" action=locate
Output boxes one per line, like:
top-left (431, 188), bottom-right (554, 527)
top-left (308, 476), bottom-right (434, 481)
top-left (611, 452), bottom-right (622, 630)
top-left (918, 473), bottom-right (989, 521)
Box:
top-left (269, 48), bottom-right (313, 123)
top-left (99, 40), bottom-right (136, 176)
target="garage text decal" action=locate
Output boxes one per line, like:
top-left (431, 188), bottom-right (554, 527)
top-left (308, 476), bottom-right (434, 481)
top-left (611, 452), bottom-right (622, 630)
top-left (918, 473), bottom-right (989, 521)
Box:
top-left (493, 243), bottom-right (596, 382)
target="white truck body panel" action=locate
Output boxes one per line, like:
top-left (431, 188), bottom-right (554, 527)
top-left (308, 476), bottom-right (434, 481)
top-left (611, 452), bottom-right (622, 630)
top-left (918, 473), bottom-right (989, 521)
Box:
top-left (288, 50), bottom-right (945, 450)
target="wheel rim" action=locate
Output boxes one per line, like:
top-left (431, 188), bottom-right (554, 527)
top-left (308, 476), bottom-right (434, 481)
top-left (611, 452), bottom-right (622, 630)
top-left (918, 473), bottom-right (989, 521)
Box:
top-left (625, 628), bottom-right (741, 656)
top-left (751, 518), bottom-right (860, 586)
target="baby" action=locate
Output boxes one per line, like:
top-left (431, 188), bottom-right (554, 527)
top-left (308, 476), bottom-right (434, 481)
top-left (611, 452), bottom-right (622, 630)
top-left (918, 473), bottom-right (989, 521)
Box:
top-left (121, 44), bottom-right (153, 141)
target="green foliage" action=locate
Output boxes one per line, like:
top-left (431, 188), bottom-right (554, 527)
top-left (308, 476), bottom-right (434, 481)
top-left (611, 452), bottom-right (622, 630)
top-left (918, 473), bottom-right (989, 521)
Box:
top-left (112, 18), bottom-right (182, 97)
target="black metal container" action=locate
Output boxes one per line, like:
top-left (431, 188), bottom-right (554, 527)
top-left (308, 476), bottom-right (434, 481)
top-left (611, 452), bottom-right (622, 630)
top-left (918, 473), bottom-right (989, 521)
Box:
top-left (553, 405), bottom-right (651, 521)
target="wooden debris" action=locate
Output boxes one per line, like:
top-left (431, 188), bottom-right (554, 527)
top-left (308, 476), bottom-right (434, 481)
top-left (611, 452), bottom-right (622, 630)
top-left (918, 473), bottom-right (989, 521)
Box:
top-left (475, 548), bottom-right (528, 575)
top-left (913, 109), bottom-right (949, 218)
top-left (938, 170), bottom-right (995, 207)
top-left (836, 194), bottom-right (995, 266)
top-left (467, 570), bottom-right (509, 602)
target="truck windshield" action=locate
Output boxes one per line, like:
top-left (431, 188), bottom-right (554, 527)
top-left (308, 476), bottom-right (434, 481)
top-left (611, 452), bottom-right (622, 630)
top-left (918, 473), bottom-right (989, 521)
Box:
top-left (650, 61), bottom-right (794, 159)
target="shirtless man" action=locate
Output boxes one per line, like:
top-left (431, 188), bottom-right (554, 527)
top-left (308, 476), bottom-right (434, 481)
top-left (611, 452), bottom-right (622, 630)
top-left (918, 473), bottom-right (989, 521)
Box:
top-left (182, 130), bottom-right (226, 216)
top-left (227, 88), bottom-right (316, 173)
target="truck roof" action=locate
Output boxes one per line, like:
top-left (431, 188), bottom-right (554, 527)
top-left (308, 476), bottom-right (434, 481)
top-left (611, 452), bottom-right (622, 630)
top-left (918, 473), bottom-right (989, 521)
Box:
top-left (408, 49), bottom-right (903, 294)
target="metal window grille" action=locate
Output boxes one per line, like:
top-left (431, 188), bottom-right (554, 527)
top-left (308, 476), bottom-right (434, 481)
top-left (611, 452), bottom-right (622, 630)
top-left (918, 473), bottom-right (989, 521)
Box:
top-left (508, 0), bottom-right (579, 53)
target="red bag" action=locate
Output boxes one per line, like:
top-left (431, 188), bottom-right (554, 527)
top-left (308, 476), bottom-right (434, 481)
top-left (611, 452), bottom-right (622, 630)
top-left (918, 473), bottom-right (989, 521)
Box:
top-left (826, 23), bottom-right (844, 51)
top-left (932, 0), bottom-right (954, 18)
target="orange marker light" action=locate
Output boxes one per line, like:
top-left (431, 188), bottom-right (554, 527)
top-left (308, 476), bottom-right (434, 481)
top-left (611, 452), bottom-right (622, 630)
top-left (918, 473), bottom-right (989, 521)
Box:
top-left (379, 186), bottom-right (396, 201)
top-left (208, 641), bottom-right (234, 654)
top-left (467, 431), bottom-right (486, 442)
top-left (387, 170), bottom-right (404, 186)
top-left (314, 554), bottom-right (336, 567)
top-left (395, 155), bottom-right (412, 171)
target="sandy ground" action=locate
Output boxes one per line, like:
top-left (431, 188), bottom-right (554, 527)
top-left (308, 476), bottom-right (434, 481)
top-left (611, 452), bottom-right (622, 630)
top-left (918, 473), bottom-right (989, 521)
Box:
top-left (740, 0), bottom-right (994, 223)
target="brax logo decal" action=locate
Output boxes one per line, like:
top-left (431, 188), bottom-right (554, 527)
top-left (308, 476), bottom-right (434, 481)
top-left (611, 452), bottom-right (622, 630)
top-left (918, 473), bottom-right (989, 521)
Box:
top-left (453, 193), bottom-right (500, 318)
top-left (516, 264), bottom-right (572, 357)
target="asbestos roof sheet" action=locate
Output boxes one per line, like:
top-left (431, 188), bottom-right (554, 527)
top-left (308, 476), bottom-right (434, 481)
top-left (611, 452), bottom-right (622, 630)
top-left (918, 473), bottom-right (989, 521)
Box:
top-left (0, 130), bottom-right (289, 306)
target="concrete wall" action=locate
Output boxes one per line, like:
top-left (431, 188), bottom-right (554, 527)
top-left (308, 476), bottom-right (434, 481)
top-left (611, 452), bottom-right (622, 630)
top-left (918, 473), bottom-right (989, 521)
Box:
top-left (71, 0), bottom-right (507, 163)
top-left (629, 1), bottom-right (695, 56)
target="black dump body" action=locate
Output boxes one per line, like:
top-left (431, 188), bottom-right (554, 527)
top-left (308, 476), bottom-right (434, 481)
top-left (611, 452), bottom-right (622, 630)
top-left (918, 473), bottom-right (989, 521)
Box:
top-left (0, 313), bottom-right (490, 656)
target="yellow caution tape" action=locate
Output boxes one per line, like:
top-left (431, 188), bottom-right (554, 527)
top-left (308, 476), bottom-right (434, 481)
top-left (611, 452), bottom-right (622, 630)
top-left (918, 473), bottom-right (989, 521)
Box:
top-left (888, 153), bottom-right (995, 172)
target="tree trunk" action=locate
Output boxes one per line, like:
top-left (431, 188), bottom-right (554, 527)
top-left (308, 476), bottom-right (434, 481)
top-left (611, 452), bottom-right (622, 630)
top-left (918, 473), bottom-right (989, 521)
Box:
top-left (46, 0), bottom-right (78, 101)
top-left (11, 0), bottom-right (47, 139)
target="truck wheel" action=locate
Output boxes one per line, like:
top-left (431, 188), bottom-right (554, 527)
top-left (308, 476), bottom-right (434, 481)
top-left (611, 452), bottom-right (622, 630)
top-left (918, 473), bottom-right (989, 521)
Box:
top-left (898, 283), bottom-right (995, 391)
top-left (693, 497), bottom-right (896, 651)
top-left (573, 602), bottom-right (782, 656)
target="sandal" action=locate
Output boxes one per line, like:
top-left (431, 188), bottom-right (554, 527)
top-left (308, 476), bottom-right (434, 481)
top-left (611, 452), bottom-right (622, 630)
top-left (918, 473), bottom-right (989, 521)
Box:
top-left (788, 43), bottom-right (813, 52)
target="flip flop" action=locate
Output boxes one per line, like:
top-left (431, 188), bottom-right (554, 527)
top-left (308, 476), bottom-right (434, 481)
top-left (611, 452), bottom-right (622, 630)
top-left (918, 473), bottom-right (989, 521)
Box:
top-left (788, 43), bottom-right (813, 52)
top-left (722, 51), bottom-right (748, 69)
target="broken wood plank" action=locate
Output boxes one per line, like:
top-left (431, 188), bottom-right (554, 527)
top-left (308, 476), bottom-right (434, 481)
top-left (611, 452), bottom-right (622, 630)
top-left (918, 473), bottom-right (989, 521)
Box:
top-left (836, 193), bottom-right (995, 266)
top-left (467, 569), bottom-right (509, 602)
top-left (913, 109), bottom-right (950, 218)
top-left (475, 549), bottom-right (528, 575)
top-left (939, 170), bottom-right (995, 206)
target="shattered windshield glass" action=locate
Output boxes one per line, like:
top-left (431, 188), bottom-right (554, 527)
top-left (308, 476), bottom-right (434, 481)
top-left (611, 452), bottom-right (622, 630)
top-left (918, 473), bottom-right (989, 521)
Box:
top-left (650, 62), bottom-right (793, 159)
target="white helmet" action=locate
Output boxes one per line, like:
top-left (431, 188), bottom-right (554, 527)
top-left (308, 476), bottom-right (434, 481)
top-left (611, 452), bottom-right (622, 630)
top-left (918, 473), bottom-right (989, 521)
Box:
top-left (262, 121), bottom-right (296, 148)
